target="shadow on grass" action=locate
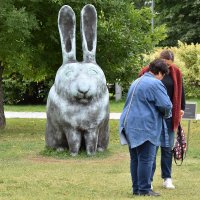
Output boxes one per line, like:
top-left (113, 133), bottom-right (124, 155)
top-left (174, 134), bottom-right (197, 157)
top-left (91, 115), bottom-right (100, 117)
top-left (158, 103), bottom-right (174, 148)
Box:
top-left (40, 147), bottom-right (113, 160)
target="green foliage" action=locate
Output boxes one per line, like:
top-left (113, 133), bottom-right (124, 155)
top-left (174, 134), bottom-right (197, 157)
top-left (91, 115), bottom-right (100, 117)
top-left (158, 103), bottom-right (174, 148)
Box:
top-left (143, 42), bottom-right (200, 98)
top-left (95, 2), bottom-right (166, 87)
top-left (44, 0), bottom-right (166, 88)
top-left (132, 0), bottom-right (147, 8)
top-left (0, 0), bottom-right (38, 73)
top-left (1, 0), bottom-right (167, 96)
top-left (3, 73), bottom-right (53, 104)
top-left (176, 42), bottom-right (200, 98)
top-left (155, 0), bottom-right (200, 46)
top-left (3, 74), bottom-right (29, 104)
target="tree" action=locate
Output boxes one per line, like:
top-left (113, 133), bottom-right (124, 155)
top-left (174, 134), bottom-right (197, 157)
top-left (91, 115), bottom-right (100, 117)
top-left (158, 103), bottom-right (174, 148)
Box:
top-left (0, 0), bottom-right (38, 128)
top-left (24, 0), bottom-right (166, 87)
top-left (155, 0), bottom-right (200, 46)
top-left (0, 0), bottom-right (167, 128)
top-left (131, 0), bottom-right (148, 9)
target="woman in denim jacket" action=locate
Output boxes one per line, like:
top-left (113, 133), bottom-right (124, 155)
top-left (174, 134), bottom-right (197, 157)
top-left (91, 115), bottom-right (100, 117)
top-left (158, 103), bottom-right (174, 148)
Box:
top-left (120, 59), bottom-right (172, 196)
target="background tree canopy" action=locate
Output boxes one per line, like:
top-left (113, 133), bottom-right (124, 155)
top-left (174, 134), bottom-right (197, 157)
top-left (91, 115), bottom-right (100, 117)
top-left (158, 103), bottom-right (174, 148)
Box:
top-left (132, 0), bottom-right (200, 46)
top-left (1, 0), bottom-right (166, 105)
top-left (1, 0), bottom-right (200, 128)
top-left (154, 0), bottom-right (200, 46)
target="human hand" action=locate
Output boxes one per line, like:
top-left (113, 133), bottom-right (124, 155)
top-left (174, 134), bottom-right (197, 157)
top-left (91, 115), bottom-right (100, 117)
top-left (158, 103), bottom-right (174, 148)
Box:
top-left (180, 110), bottom-right (184, 118)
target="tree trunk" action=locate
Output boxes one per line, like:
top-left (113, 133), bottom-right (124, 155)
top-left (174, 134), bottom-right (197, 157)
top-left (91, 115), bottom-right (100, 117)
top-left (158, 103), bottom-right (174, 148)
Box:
top-left (0, 65), bottom-right (6, 129)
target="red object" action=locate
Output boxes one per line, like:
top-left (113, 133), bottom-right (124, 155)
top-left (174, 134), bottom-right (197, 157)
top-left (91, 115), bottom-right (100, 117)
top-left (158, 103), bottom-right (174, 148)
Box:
top-left (139, 63), bottom-right (183, 131)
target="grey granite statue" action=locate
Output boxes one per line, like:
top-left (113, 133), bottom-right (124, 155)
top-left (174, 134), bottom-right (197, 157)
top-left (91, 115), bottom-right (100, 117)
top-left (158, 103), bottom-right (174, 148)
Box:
top-left (45, 4), bottom-right (109, 156)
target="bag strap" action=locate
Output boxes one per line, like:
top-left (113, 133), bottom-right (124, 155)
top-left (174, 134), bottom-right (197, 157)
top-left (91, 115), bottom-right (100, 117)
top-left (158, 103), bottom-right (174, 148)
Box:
top-left (123, 76), bottom-right (143, 127)
top-left (174, 154), bottom-right (183, 166)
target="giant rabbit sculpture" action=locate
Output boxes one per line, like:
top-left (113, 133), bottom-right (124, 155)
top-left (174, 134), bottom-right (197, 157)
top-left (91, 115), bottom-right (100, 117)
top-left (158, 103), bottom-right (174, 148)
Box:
top-left (45, 4), bottom-right (109, 156)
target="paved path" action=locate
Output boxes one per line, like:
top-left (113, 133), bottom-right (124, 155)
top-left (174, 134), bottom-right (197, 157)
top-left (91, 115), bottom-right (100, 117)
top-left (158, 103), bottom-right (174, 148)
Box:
top-left (4, 112), bottom-right (121, 119)
top-left (4, 112), bottom-right (200, 120)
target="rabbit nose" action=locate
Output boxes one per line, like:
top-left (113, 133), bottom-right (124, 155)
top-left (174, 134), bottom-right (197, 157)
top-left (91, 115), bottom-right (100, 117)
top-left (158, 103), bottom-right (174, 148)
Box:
top-left (77, 82), bottom-right (90, 94)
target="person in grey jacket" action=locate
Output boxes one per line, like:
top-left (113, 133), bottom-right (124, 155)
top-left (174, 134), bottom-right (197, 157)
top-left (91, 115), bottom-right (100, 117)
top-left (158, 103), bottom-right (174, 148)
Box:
top-left (119, 58), bottom-right (172, 196)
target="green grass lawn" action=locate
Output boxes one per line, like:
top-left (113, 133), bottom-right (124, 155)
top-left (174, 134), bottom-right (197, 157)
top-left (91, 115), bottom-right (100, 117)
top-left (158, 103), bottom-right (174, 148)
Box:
top-left (4, 98), bottom-right (200, 113)
top-left (4, 104), bottom-right (46, 112)
top-left (0, 119), bottom-right (200, 200)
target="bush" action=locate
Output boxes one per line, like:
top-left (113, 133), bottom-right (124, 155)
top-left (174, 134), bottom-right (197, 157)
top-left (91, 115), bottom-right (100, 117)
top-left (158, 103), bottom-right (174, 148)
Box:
top-left (143, 42), bottom-right (200, 98)
top-left (3, 73), bottom-right (52, 104)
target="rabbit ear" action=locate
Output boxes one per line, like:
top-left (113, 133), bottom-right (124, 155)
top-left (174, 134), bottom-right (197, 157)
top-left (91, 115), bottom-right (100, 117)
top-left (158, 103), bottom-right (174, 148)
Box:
top-left (58, 5), bottom-right (76, 64)
top-left (81, 4), bottom-right (97, 63)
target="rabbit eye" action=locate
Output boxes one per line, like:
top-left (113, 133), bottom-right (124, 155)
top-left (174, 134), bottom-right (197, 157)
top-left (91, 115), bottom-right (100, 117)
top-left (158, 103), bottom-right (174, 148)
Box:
top-left (65, 70), bottom-right (73, 76)
top-left (88, 69), bottom-right (98, 75)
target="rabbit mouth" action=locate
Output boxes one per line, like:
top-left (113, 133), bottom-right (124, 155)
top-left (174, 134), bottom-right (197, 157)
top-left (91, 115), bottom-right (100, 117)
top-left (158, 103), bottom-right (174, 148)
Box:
top-left (75, 94), bottom-right (92, 104)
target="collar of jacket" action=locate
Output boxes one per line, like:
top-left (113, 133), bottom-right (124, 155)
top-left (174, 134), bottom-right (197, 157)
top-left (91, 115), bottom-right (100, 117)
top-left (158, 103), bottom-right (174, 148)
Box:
top-left (143, 72), bottom-right (155, 78)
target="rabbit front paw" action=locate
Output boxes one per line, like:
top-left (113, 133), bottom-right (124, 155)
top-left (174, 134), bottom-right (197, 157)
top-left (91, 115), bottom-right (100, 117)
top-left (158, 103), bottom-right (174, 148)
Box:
top-left (97, 147), bottom-right (105, 152)
top-left (84, 131), bottom-right (98, 156)
top-left (70, 152), bottom-right (79, 157)
top-left (67, 131), bottom-right (82, 156)
top-left (56, 147), bottom-right (65, 152)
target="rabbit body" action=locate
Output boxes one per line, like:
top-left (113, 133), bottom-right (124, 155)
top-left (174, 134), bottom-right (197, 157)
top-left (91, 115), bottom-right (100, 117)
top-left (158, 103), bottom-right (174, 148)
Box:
top-left (46, 62), bottom-right (109, 156)
top-left (45, 5), bottom-right (109, 156)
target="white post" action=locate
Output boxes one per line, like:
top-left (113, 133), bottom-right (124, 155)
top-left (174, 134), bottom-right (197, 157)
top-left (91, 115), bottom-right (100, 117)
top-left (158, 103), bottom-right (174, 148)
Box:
top-left (144, 1), bottom-right (155, 33)
top-left (151, 0), bottom-right (154, 33)
top-left (115, 83), bottom-right (122, 101)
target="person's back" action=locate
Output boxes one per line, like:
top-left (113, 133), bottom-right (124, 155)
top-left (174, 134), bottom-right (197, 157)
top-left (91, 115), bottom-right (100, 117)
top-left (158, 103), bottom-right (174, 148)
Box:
top-left (119, 58), bottom-right (172, 196)
top-left (139, 50), bottom-right (186, 190)
top-left (122, 72), bottom-right (172, 149)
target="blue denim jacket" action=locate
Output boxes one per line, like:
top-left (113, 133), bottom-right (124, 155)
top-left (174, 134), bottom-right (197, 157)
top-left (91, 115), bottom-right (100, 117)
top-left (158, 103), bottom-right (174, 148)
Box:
top-left (119, 72), bottom-right (172, 148)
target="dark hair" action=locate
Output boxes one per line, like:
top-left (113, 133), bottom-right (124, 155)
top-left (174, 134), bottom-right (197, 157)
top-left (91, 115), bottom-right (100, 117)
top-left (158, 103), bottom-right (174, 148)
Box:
top-left (160, 50), bottom-right (174, 61)
top-left (149, 58), bottom-right (169, 75)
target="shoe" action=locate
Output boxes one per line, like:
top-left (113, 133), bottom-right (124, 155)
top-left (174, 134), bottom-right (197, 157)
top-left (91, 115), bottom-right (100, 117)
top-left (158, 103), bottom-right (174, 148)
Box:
top-left (163, 178), bottom-right (175, 189)
top-left (151, 183), bottom-right (153, 190)
top-left (133, 192), bottom-right (139, 196)
top-left (140, 190), bottom-right (160, 196)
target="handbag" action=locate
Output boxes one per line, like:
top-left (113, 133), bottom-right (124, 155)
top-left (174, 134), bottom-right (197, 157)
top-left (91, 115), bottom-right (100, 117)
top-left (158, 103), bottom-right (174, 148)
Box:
top-left (172, 124), bottom-right (187, 165)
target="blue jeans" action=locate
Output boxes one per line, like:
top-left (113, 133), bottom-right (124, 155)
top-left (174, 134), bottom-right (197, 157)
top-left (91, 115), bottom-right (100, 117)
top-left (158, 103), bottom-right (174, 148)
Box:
top-left (129, 141), bottom-right (156, 194)
top-left (151, 118), bottom-right (175, 181)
